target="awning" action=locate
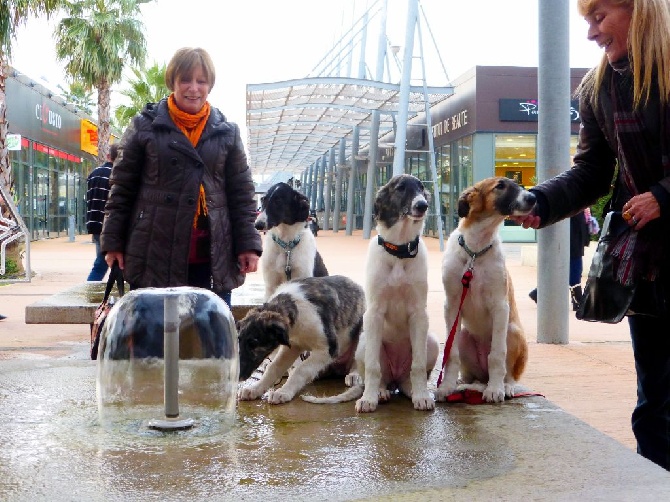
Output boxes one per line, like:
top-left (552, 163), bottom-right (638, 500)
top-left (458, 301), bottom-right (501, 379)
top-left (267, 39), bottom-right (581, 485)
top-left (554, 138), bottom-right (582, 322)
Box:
top-left (246, 76), bottom-right (453, 178)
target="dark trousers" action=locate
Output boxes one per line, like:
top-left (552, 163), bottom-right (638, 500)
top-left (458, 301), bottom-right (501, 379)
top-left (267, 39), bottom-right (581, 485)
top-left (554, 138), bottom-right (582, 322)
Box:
top-left (187, 262), bottom-right (232, 308)
top-left (628, 314), bottom-right (670, 470)
top-left (569, 257), bottom-right (583, 287)
top-left (87, 234), bottom-right (109, 281)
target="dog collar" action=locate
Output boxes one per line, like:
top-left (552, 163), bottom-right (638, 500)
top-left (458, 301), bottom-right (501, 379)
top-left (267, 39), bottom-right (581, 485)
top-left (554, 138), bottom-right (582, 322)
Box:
top-left (458, 235), bottom-right (493, 261)
top-left (271, 233), bottom-right (301, 250)
top-left (377, 235), bottom-right (420, 259)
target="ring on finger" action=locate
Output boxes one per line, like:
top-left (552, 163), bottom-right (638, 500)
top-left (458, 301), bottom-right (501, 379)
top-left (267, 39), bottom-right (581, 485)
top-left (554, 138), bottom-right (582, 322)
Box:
top-left (623, 210), bottom-right (632, 221)
top-left (632, 217), bottom-right (639, 226)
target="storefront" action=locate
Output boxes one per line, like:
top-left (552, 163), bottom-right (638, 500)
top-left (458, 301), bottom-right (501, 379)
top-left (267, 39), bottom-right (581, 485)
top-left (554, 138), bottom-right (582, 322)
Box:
top-left (413, 66), bottom-right (588, 241)
top-left (4, 68), bottom-right (100, 240)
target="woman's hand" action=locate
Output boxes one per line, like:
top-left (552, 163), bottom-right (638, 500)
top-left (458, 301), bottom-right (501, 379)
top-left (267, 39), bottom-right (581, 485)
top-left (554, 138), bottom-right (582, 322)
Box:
top-left (237, 251), bottom-right (259, 274)
top-left (508, 212), bottom-right (541, 229)
top-left (622, 192), bottom-right (660, 230)
top-left (105, 251), bottom-right (125, 269)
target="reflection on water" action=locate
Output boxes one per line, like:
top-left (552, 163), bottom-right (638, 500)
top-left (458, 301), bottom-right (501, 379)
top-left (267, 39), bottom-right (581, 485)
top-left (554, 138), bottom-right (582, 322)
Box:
top-left (0, 359), bottom-right (530, 501)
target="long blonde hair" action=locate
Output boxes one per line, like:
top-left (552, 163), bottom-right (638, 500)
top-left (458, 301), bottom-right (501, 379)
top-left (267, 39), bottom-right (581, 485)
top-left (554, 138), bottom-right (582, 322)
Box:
top-left (577, 0), bottom-right (670, 107)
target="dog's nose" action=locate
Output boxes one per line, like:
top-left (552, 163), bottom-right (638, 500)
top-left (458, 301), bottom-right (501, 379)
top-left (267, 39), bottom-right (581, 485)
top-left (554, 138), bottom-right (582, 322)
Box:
top-left (416, 200), bottom-right (429, 213)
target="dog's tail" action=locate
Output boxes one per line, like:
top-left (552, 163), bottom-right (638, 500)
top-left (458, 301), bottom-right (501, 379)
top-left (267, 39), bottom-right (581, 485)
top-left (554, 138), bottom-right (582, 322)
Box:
top-left (301, 385), bottom-right (363, 404)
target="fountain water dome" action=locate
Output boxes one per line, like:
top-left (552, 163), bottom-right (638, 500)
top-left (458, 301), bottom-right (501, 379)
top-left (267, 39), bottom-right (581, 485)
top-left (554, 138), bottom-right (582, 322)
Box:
top-left (96, 287), bottom-right (239, 431)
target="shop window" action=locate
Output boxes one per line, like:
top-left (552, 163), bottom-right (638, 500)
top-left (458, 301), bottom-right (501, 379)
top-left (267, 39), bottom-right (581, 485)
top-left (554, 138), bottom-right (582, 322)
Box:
top-left (495, 134), bottom-right (536, 187)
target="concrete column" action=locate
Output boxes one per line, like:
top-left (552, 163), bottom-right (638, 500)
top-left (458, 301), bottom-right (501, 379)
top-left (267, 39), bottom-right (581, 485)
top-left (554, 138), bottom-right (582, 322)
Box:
top-left (537, 0), bottom-right (571, 344)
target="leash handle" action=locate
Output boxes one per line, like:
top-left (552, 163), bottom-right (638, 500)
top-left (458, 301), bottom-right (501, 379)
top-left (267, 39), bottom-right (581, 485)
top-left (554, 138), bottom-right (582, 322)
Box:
top-left (437, 269), bottom-right (474, 387)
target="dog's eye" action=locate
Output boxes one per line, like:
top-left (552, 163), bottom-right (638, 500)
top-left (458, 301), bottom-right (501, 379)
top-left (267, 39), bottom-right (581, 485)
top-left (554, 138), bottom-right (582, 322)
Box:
top-left (495, 180), bottom-right (507, 190)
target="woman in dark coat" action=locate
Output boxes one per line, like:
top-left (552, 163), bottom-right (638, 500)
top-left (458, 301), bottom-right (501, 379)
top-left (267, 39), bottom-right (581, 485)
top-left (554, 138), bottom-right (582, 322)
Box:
top-left (102, 47), bottom-right (262, 306)
top-left (515, 0), bottom-right (670, 470)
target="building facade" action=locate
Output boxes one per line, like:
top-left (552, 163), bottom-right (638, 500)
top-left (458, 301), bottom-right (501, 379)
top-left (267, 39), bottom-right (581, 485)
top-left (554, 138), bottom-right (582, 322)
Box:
top-left (4, 68), bottom-right (102, 240)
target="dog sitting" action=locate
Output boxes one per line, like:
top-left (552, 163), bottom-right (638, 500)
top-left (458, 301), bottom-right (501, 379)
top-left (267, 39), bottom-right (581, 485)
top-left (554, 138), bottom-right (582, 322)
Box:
top-left (303, 174), bottom-right (438, 412)
top-left (255, 182), bottom-right (328, 300)
top-left (435, 176), bottom-right (534, 403)
top-left (98, 287), bottom-right (236, 360)
top-left (237, 275), bottom-right (365, 404)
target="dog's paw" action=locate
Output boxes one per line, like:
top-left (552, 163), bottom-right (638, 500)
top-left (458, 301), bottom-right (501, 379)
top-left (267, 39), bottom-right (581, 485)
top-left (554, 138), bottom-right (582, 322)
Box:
top-left (378, 388), bottom-right (392, 403)
top-left (483, 384), bottom-right (505, 403)
top-left (412, 391), bottom-right (435, 411)
top-left (504, 382), bottom-right (518, 398)
top-left (355, 396), bottom-right (378, 413)
top-left (434, 383), bottom-right (458, 402)
top-left (344, 371), bottom-right (362, 387)
top-left (266, 388), bottom-right (293, 404)
top-left (238, 384), bottom-right (263, 401)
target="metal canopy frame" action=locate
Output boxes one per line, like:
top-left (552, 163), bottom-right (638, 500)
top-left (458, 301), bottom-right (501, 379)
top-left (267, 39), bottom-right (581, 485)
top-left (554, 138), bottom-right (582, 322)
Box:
top-left (246, 76), bottom-right (453, 177)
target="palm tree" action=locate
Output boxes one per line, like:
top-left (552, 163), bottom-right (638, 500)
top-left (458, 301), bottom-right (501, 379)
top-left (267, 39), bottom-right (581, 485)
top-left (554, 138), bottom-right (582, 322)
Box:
top-left (57, 80), bottom-right (95, 116)
top-left (0, 0), bottom-right (62, 193)
top-left (54, 0), bottom-right (148, 164)
top-left (114, 61), bottom-right (169, 131)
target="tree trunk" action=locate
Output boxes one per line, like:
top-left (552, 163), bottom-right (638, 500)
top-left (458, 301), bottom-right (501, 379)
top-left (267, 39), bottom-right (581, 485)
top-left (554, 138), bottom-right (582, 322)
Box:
top-left (97, 81), bottom-right (111, 164)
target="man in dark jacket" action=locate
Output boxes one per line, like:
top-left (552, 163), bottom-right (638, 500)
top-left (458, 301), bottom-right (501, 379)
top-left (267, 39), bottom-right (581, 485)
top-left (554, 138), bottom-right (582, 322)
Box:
top-left (86, 144), bottom-right (118, 281)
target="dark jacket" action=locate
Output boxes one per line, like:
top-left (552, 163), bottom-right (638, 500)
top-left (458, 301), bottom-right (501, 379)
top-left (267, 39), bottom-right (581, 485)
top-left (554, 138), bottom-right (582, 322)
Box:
top-left (85, 162), bottom-right (112, 234)
top-left (530, 64), bottom-right (670, 224)
top-left (100, 99), bottom-right (262, 292)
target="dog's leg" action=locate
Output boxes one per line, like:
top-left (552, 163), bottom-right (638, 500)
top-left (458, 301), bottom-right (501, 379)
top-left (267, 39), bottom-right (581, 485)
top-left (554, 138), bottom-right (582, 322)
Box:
top-left (238, 346), bottom-right (299, 401)
top-left (407, 310), bottom-right (435, 411)
top-left (267, 350), bottom-right (332, 404)
top-left (356, 309), bottom-right (384, 413)
top-left (483, 300), bottom-right (509, 403)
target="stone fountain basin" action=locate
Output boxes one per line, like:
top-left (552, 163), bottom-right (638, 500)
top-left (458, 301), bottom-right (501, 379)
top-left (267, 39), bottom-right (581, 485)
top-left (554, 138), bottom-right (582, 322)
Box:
top-left (1, 359), bottom-right (667, 501)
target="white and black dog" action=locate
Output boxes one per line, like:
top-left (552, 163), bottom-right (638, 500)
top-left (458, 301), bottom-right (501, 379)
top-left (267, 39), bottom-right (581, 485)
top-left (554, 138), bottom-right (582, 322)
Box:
top-left (237, 275), bottom-right (365, 404)
top-left (303, 175), bottom-right (439, 412)
top-left (255, 182), bottom-right (328, 300)
top-left (436, 177), bottom-right (534, 403)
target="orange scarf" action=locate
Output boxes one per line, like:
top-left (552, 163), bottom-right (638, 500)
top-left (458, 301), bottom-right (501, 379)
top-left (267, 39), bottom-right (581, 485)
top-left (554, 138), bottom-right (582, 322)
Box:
top-left (167, 94), bottom-right (211, 227)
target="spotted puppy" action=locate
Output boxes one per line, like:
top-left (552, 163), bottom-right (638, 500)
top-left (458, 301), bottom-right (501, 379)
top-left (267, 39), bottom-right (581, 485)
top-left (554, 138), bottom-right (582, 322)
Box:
top-left (237, 275), bottom-right (365, 404)
top-left (436, 177), bottom-right (534, 403)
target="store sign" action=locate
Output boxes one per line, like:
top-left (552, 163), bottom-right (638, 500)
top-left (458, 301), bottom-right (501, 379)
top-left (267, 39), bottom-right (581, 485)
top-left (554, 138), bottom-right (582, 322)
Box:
top-left (6, 134), bottom-right (22, 151)
top-left (80, 119), bottom-right (98, 156)
top-left (431, 108), bottom-right (469, 139)
top-left (499, 98), bottom-right (580, 122)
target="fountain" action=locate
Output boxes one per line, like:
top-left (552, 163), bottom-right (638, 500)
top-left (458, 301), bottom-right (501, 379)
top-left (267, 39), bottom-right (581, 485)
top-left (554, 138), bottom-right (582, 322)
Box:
top-left (95, 287), bottom-right (238, 432)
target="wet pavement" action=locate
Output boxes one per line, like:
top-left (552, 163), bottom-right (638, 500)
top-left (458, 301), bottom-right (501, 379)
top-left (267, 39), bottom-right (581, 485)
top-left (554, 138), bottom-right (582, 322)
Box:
top-left (0, 231), bottom-right (667, 499)
top-left (0, 358), bottom-right (667, 501)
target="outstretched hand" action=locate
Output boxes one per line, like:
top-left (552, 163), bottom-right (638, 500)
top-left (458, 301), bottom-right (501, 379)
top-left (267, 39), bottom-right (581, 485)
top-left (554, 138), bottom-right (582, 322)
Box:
top-left (508, 212), bottom-right (541, 229)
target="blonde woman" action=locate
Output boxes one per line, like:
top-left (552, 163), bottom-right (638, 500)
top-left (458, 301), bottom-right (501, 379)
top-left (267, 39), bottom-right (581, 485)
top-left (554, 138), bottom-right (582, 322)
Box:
top-left (515, 0), bottom-right (670, 470)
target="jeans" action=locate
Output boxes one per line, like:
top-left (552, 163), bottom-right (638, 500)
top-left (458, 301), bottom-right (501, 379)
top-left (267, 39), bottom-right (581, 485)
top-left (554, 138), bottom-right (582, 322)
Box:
top-left (87, 234), bottom-right (109, 281)
top-left (628, 314), bottom-right (670, 470)
top-left (569, 257), bottom-right (583, 287)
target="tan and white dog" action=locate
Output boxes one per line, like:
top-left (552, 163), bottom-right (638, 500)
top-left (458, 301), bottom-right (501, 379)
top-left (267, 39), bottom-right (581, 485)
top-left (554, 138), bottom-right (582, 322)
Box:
top-left (435, 177), bottom-right (534, 403)
top-left (303, 174), bottom-right (439, 412)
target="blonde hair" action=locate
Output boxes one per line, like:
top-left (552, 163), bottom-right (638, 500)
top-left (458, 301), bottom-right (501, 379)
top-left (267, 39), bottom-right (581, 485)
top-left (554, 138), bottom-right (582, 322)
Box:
top-left (577, 0), bottom-right (670, 107)
top-left (165, 47), bottom-right (216, 91)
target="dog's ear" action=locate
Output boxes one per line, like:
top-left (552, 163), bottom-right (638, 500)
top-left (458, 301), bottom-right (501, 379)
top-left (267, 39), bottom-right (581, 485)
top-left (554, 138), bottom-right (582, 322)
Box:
top-left (457, 188), bottom-right (473, 218)
top-left (267, 319), bottom-right (290, 347)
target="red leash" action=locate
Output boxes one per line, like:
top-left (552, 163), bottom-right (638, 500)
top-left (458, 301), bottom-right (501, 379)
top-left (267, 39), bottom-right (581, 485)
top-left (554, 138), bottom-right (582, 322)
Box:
top-left (445, 388), bottom-right (545, 405)
top-left (436, 268), bottom-right (473, 387)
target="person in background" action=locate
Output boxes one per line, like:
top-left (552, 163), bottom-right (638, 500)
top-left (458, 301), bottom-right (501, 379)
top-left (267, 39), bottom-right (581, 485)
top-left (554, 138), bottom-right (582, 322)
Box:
top-left (85, 144), bottom-right (118, 281)
top-left (528, 210), bottom-right (591, 310)
top-left (515, 0), bottom-right (670, 470)
top-left (101, 47), bottom-right (261, 307)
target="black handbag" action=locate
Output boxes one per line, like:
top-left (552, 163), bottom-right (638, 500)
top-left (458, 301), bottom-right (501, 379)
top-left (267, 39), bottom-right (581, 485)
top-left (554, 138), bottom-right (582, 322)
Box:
top-left (576, 211), bottom-right (636, 323)
top-left (90, 263), bottom-right (124, 359)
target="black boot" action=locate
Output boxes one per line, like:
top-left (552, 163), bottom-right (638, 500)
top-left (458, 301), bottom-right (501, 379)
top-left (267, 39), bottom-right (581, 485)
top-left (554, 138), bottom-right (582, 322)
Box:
top-left (570, 285), bottom-right (583, 311)
top-left (529, 288), bottom-right (537, 303)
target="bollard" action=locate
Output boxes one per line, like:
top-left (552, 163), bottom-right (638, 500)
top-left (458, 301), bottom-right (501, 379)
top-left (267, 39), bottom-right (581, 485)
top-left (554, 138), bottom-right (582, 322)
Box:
top-left (68, 215), bottom-right (75, 242)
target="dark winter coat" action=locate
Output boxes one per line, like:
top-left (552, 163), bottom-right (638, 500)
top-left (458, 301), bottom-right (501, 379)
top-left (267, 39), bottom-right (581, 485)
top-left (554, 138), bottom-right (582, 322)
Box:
top-left (85, 161), bottom-right (112, 235)
top-left (100, 99), bottom-right (262, 293)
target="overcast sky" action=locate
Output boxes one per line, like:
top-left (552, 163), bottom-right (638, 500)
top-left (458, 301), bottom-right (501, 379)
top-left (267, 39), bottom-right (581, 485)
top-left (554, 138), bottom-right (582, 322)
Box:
top-left (11, 0), bottom-right (602, 145)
